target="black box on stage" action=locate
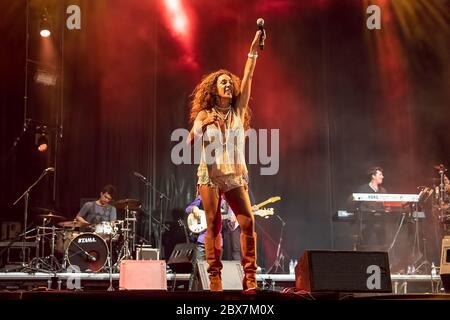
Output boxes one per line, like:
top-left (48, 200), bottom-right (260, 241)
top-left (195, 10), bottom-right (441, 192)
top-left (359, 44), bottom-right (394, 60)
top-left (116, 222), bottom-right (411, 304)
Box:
top-left (167, 243), bottom-right (196, 273)
top-left (0, 242), bottom-right (36, 267)
top-left (295, 250), bottom-right (392, 293)
top-left (0, 222), bottom-right (21, 241)
top-left (136, 245), bottom-right (159, 260)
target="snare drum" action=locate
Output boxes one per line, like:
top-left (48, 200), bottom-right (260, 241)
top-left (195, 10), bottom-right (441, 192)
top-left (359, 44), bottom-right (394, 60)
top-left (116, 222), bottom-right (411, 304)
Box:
top-left (94, 221), bottom-right (117, 240)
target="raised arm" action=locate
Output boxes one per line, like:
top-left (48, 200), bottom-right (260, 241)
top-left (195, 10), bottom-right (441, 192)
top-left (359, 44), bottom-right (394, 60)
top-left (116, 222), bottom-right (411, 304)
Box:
top-left (236, 30), bottom-right (264, 119)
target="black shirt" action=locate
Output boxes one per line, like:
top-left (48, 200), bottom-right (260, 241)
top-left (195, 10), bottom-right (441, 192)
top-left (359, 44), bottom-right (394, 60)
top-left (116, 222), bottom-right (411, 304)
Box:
top-left (356, 183), bottom-right (387, 213)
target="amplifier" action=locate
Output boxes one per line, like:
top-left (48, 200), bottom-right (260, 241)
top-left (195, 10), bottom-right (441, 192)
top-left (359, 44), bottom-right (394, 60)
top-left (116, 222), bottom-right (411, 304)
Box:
top-left (136, 245), bottom-right (159, 260)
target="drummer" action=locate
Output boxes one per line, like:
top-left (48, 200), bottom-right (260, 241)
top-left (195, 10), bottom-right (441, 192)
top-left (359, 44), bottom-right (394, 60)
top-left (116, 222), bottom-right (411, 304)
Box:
top-left (75, 185), bottom-right (117, 226)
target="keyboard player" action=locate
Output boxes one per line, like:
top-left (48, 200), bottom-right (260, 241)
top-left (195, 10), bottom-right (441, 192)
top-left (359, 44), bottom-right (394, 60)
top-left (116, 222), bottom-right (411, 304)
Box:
top-left (354, 166), bottom-right (388, 250)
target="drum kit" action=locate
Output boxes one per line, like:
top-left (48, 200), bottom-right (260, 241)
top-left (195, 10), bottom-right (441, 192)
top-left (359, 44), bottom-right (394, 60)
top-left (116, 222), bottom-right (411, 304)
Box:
top-left (419, 164), bottom-right (450, 228)
top-left (23, 199), bottom-right (142, 273)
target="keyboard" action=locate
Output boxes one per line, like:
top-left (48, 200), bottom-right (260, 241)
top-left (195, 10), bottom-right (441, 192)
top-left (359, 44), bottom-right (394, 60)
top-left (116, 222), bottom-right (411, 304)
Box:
top-left (352, 193), bottom-right (420, 202)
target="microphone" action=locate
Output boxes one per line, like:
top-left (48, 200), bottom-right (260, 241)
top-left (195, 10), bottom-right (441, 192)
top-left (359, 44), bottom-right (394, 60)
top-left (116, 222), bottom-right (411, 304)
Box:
top-left (134, 171), bottom-right (147, 181)
top-left (256, 18), bottom-right (265, 50)
top-left (84, 251), bottom-right (96, 262)
top-left (44, 167), bottom-right (55, 172)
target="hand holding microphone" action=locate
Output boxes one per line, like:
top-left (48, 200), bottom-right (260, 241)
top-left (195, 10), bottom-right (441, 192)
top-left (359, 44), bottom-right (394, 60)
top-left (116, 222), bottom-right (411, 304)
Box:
top-left (256, 18), bottom-right (266, 50)
top-left (249, 18), bottom-right (266, 58)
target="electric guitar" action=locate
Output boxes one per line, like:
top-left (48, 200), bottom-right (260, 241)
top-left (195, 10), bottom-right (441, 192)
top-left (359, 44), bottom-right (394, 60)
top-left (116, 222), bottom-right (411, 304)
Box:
top-left (187, 196), bottom-right (281, 234)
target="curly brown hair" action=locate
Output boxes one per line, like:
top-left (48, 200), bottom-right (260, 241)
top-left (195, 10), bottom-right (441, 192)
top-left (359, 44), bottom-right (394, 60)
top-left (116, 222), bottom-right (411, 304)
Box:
top-left (189, 69), bottom-right (251, 129)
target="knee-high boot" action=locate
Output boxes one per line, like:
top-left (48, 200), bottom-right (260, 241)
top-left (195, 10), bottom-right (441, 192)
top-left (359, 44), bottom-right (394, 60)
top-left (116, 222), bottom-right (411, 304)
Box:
top-left (240, 232), bottom-right (257, 290)
top-left (204, 234), bottom-right (223, 291)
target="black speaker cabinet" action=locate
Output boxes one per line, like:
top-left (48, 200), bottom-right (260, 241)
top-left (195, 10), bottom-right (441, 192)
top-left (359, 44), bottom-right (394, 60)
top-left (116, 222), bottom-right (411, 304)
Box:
top-left (295, 250), bottom-right (392, 293)
top-left (167, 243), bottom-right (197, 273)
top-left (439, 236), bottom-right (450, 292)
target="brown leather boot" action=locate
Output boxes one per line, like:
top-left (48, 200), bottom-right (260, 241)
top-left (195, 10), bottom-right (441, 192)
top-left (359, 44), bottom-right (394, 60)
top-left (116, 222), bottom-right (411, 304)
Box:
top-left (241, 232), bottom-right (257, 291)
top-left (204, 234), bottom-right (223, 291)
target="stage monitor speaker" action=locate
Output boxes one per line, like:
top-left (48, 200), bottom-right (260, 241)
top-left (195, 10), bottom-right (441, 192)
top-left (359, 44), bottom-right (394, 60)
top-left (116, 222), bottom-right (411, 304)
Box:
top-left (167, 243), bottom-right (196, 273)
top-left (197, 260), bottom-right (244, 291)
top-left (136, 245), bottom-right (159, 260)
top-left (295, 250), bottom-right (392, 293)
top-left (119, 260), bottom-right (167, 290)
top-left (439, 236), bottom-right (450, 292)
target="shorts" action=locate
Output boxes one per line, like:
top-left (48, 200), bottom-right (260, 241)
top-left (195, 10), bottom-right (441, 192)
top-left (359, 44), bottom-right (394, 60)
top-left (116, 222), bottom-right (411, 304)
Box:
top-left (197, 172), bottom-right (248, 193)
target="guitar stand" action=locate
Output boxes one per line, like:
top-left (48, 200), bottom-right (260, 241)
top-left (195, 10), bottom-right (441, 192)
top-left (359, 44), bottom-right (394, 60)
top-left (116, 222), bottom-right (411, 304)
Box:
top-left (266, 215), bottom-right (286, 274)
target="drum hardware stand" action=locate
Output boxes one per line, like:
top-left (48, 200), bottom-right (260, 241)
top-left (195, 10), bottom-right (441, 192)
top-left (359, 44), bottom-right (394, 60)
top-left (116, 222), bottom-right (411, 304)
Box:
top-left (107, 248), bottom-right (114, 291)
top-left (130, 211), bottom-right (137, 254)
top-left (266, 214), bottom-right (286, 274)
top-left (114, 204), bottom-right (134, 270)
top-left (32, 218), bottom-right (62, 272)
top-left (433, 164), bottom-right (449, 224)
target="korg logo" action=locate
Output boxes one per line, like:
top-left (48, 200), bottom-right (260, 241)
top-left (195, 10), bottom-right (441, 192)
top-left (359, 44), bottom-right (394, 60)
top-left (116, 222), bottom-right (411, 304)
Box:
top-left (78, 237), bottom-right (97, 244)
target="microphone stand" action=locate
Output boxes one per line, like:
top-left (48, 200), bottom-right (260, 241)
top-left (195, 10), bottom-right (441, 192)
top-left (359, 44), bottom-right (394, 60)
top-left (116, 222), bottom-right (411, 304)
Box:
top-left (156, 192), bottom-right (171, 254)
top-left (266, 215), bottom-right (286, 274)
top-left (135, 174), bottom-right (153, 246)
top-left (13, 168), bottom-right (52, 267)
top-left (135, 174), bottom-right (171, 251)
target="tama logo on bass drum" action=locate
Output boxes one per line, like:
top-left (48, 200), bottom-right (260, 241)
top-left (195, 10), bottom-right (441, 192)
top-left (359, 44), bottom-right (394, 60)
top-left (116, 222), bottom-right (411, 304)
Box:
top-left (78, 237), bottom-right (97, 243)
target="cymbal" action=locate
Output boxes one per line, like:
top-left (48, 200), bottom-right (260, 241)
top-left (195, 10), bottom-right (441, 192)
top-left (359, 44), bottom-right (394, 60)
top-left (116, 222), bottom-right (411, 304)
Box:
top-left (39, 213), bottom-right (66, 220)
top-left (434, 164), bottom-right (447, 171)
top-left (58, 221), bottom-right (91, 228)
top-left (114, 198), bottom-right (142, 210)
top-left (32, 207), bottom-right (66, 220)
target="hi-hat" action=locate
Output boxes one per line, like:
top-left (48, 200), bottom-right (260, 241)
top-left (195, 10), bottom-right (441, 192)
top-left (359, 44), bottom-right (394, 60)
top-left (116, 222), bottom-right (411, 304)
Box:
top-left (32, 207), bottom-right (66, 220)
top-left (114, 199), bottom-right (142, 210)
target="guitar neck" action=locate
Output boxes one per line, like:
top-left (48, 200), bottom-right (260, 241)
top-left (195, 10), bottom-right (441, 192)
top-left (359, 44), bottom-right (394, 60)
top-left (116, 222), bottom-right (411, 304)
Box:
top-left (254, 197), bottom-right (280, 210)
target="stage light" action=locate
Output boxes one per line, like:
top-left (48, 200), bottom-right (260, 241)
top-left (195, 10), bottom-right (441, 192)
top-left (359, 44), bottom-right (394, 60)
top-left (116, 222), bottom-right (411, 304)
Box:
top-left (35, 126), bottom-right (49, 152)
top-left (163, 0), bottom-right (189, 37)
top-left (34, 69), bottom-right (57, 87)
top-left (39, 9), bottom-right (51, 37)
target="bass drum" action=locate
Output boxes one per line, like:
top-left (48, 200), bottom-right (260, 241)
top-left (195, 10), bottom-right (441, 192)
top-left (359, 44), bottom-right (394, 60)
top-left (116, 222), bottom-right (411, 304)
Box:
top-left (56, 230), bottom-right (81, 254)
top-left (65, 233), bottom-right (109, 272)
